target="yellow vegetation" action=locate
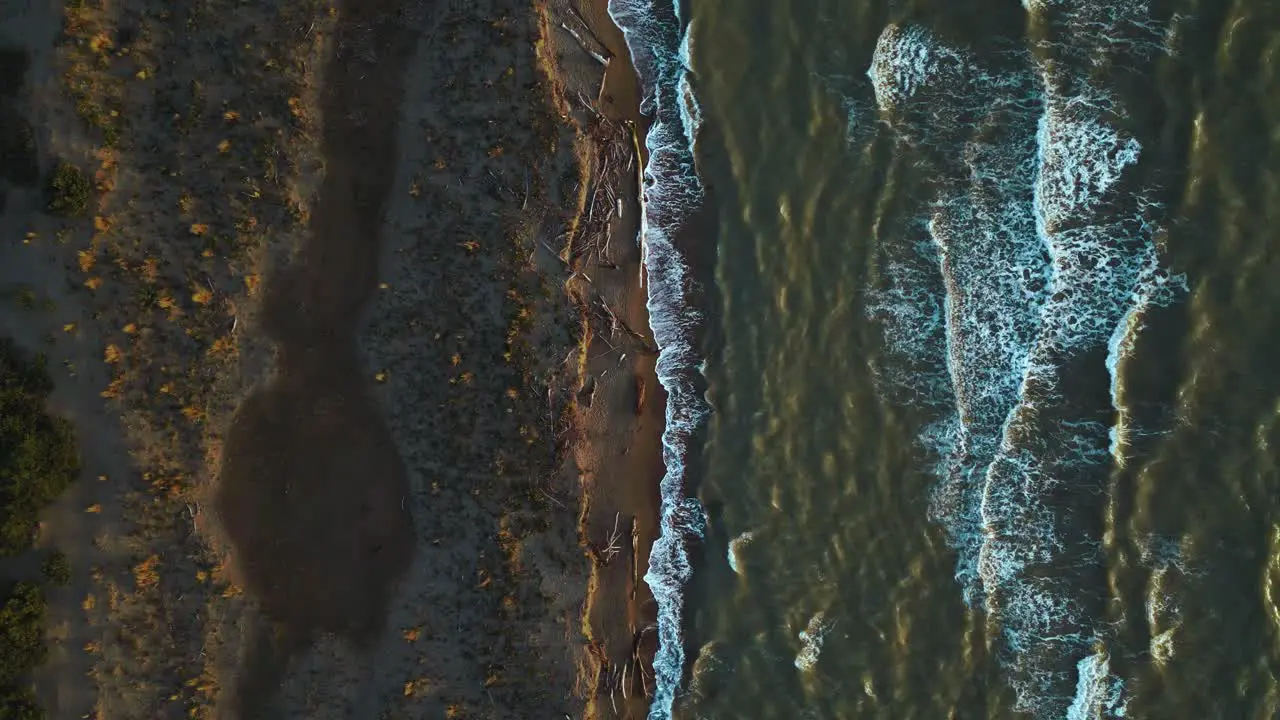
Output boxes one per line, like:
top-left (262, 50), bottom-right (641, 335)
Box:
top-left (132, 555), bottom-right (160, 590)
top-left (140, 257), bottom-right (159, 282)
top-left (100, 377), bottom-right (124, 399)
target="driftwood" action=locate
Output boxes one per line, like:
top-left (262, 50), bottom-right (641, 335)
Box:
top-left (599, 512), bottom-right (623, 565)
top-left (596, 298), bottom-right (657, 354)
top-left (560, 20), bottom-right (610, 67)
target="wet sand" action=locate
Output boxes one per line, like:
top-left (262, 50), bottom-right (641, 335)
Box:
top-left (539, 0), bottom-right (666, 716)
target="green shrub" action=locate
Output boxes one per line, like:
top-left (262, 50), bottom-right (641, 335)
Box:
top-left (0, 686), bottom-right (43, 720)
top-left (39, 550), bottom-right (69, 587)
top-left (45, 163), bottom-right (90, 217)
top-left (0, 339), bottom-right (80, 556)
top-left (0, 582), bottom-right (48, 719)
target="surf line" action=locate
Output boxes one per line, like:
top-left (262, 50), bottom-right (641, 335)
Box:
top-left (606, 0), bottom-right (710, 717)
top-left (865, 0), bottom-right (1186, 715)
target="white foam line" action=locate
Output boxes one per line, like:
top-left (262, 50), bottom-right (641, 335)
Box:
top-left (607, 1), bottom-right (709, 717)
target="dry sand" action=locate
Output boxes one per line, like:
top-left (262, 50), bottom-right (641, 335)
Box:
top-left (537, 0), bottom-right (666, 717)
top-left (0, 0), bottom-right (664, 716)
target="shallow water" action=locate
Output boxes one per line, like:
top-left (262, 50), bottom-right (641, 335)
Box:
top-left (657, 0), bottom-right (1280, 717)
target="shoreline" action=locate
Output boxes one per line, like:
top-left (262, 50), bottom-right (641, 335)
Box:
top-left (538, 0), bottom-right (665, 716)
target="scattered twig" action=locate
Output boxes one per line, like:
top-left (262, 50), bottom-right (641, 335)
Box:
top-left (560, 21), bottom-right (610, 66)
top-left (540, 238), bottom-right (567, 267)
top-left (539, 488), bottom-right (566, 509)
top-left (600, 512), bottom-right (623, 565)
top-left (576, 91), bottom-right (603, 120)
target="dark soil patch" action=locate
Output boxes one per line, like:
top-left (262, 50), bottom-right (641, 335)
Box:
top-left (0, 47), bottom-right (28, 98)
top-left (0, 105), bottom-right (38, 187)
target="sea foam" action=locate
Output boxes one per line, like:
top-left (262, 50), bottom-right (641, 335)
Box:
top-left (867, 1), bottom-right (1183, 716)
top-left (607, 1), bottom-right (709, 717)
top-left (794, 612), bottom-right (834, 672)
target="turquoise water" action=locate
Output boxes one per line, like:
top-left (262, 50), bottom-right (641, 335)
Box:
top-left (614, 0), bottom-right (1280, 717)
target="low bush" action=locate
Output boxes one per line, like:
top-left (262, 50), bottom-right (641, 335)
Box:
top-left (0, 581), bottom-right (47, 718)
top-left (39, 550), bottom-right (70, 587)
top-left (0, 338), bottom-right (80, 556)
top-left (45, 163), bottom-right (90, 216)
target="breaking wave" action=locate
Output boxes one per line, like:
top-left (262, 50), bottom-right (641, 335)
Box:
top-left (727, 530), bottom-right (755, 574)
top-left (866, 2), bottom-right (1184, 717)
top-left (607, 0), bottom-right (708, 717)
top-left (794, 612), bottom-right (834, 672)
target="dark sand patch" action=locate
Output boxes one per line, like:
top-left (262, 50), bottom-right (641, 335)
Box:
top-left (212, 0), bottom-right (425, 713)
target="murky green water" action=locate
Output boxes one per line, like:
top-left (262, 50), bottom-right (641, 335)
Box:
top-left (680, 0), bottom-right (1280, 717)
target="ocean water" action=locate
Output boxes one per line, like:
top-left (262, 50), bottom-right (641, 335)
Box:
top-left (612, 0), bottom-right (1280, 717)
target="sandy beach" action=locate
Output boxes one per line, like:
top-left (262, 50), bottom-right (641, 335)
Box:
top-left (0, 0), bottom-right (662, 715)
top-left (538, 0), bottom-right (665, 716)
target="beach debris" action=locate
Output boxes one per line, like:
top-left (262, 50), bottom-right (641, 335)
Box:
top-left (596, 298), bottom-right (657, 354)
top-left (559, 21), bottom-right (610, 67)
top-left (563, 3), bottom-right (613, 65)
top-left (539, 487), bottom-right (566, 509)
top-left (576, 91), bottom-right (603, 119)
top-left (538, 238), bottom-right (568, 268)
top-left (599, 511), bottom-right (623, 565)
top-left (630, 515), bottom-right (641, 595)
